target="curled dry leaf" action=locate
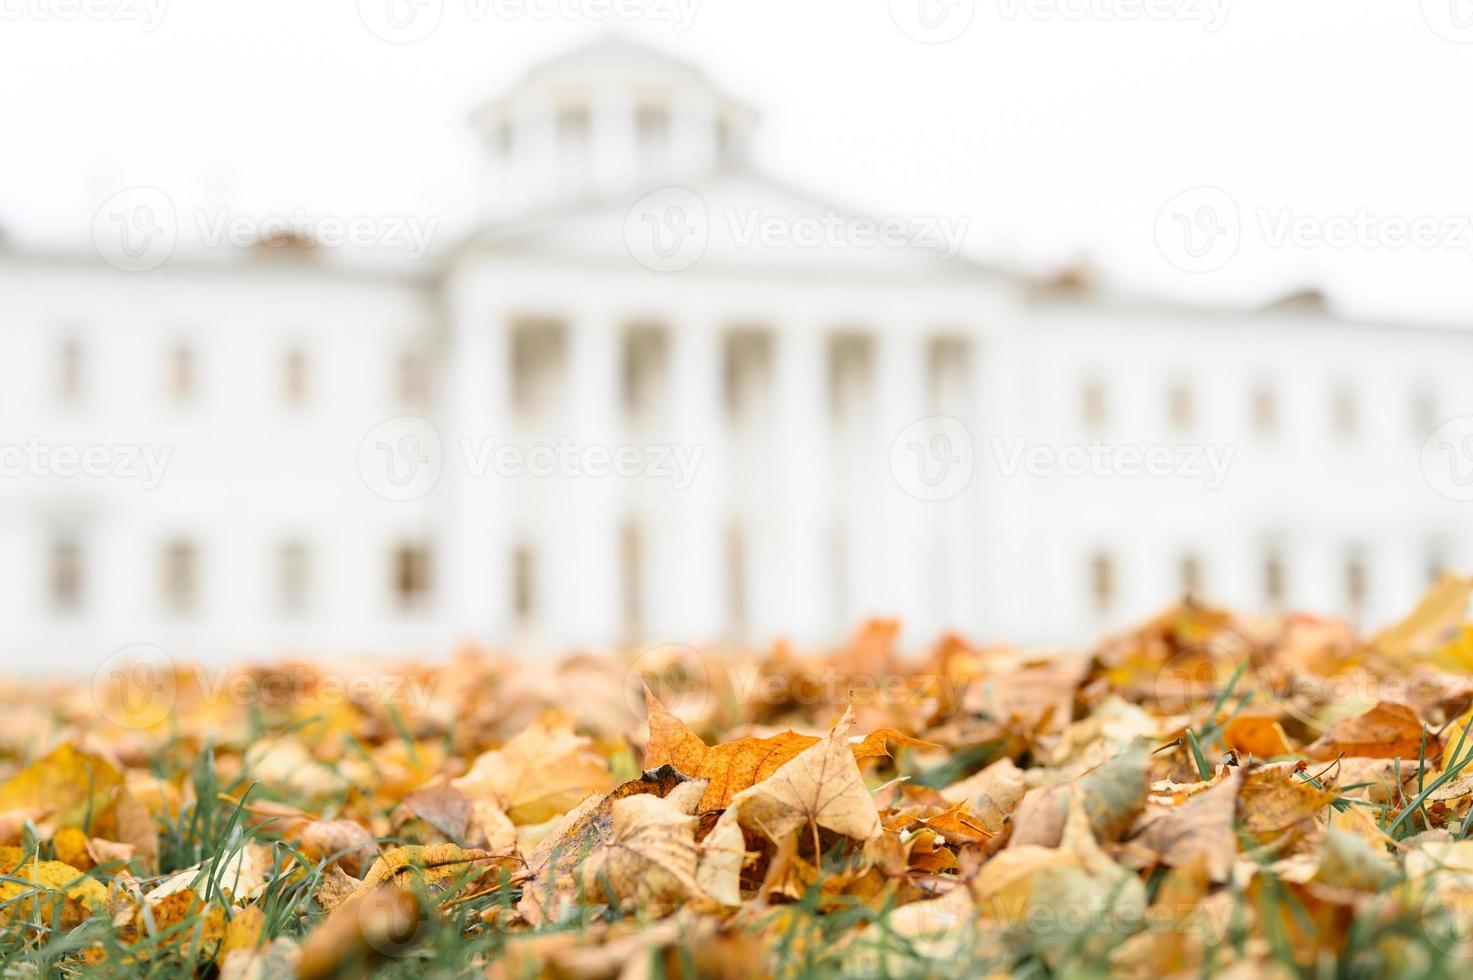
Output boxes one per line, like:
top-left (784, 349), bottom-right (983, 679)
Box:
top-left (644, 688), bottom-right (927, 813)
top-left (1305, 701), bottom-right (1442, 762)
top-left (717, 706), bottom-right (883, 844)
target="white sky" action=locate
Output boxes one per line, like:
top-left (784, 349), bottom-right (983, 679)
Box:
top-left (3, 0), bottom-right (1472, 322)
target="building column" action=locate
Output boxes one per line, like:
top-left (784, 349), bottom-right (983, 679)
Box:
top-left (871, 326), bottom-right (930, 642)
top-left (758, 324), bottom-right (830, 648)
top-left (542, 310), bottom-right (622, 651)
top-left (438, 283), bottom-right (511, 649)
top-left (646, 314), bottom-right (724, 646)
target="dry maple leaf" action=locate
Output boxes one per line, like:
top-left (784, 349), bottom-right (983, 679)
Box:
top-left (644, 687), bottom-right (927, 812)
top-left (516, 765), bottom-right (702, 926)
top-left (579, 793), bottom-right (703, 911)
top-left (1305, 701), bottom-right (1441, 762)
top-left (718, 706), bottom-right (882, 845)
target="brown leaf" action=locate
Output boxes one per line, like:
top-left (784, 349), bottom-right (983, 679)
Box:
top-left (645, 688), bottom-right (925, 813)
top-left (720, 706), bottom-right (882, 843)
top-left (1305, 701), bottom-right (1440, 762)
top-left (1133, 769), bottom-right (1244, 882)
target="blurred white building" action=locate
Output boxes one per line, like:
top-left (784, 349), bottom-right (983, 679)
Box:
top-left (0, 36), bottom-right (1468, 667)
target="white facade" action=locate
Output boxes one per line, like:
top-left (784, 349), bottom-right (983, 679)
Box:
top-left (1, 38), bottom-right (1469, 668)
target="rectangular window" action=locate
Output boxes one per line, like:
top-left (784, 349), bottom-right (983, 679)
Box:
top-left (723, 329), bottom-right (773, 424)
top-left (512, 545), bottom-right (535, 628)
top-left (1252, 382), bottom-right (1277, 436)
top-left (928, 336), bottom-right (972, 417)
top-left (50, 534), bottom-right (83, 613)
top-left (1180, 552), bottom-right (1202, 599)
top-left (1332, 384), bottom-right (1358, 437)
top-left (162, 539), bottom-right (198, 614)
top-left (1167, 381), bottom-right (1194, 432)
top-left (637, 104), bottom-right (670, 156)
top-left (726, 521), bottom-right (748, 641)
top-left (1090, 551), bottom-right (1115, 614)
top-left (284, 348), bottom-right (309, 406)
top-left (556, 104), bottom-right (590, 152)
top-left (397, 351), bottom-right (429, 407)
top-left (171, 344), bottom-right (195, 403)
top-left (622, 324), bottom-right (668, 423)
top-left (620, 519), bottom-right (643, 643)
top-left (828, 332), bottom-right (874, 425)
top-left (511, 319), bottom-right (567, 422)
top-left (1413, 389), bottom-right (1438, 435)
top-left (277, 540), bottom-right (309, 616)
top-left (60, 338), bottom-right (82, 404)
top-left (1082, 379), bottom-right (1107, 429)
top-left (393, 543), bottom-right (432, 611)
top-left (1346, 548), bottom-right (1368, 619)
top-left (1264, 548), bottom-right (1285, 610)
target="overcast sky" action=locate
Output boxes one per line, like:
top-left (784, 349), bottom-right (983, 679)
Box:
top-left (3, 0), bottom-right (1472, 322)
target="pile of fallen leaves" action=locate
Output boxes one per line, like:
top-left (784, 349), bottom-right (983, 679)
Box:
top-left (10, 579), bottom-right (1473, 977)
